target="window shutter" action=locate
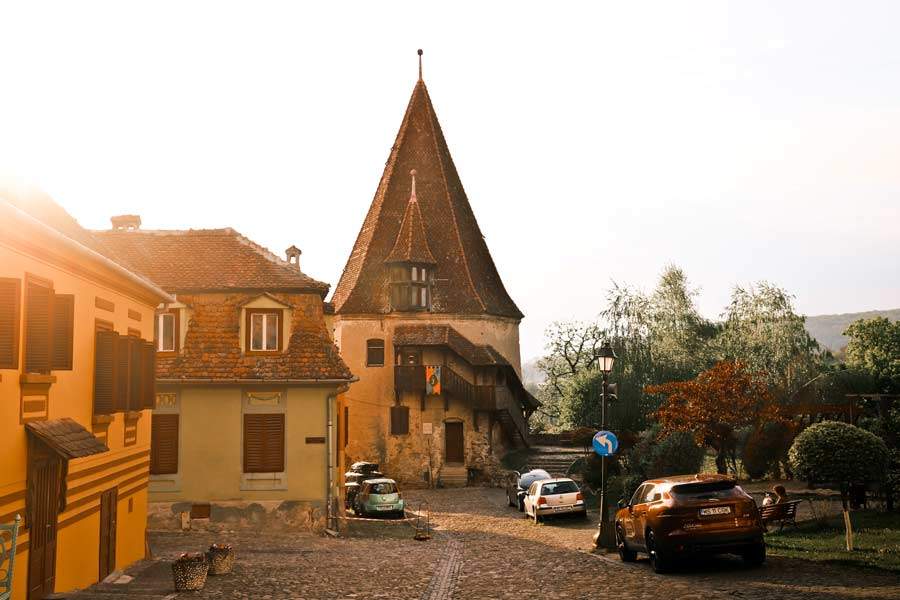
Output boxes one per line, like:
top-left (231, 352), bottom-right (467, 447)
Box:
top-left (390, 405), bottom-right (409, 435)
top-left (94, 330), bottom-right (118, 415)
top-left (51, 294), bottom-right (74, 370)
top-left (128, 337), bottom-right (142, 411)
top-left (243, 413), bottom-right (285, 473)
top-left (113, 334), bottom-right (129, 412)
top-left (141, 341), bottom-right (156, 409)
top-left (150, 413), bottom-right (179, 474)
top-left (0, 278), bottom-right (20, 369)
top-left (25, 278), bottom-right (53, 374)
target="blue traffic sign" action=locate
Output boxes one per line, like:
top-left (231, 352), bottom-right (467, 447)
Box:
top-left (592, 430), bottom-right (618, 456)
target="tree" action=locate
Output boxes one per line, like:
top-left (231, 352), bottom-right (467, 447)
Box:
top-left (536, 320), bottom-right (605, 425)
top-left (843, 317), bottom-right (900, 393)
top-left (647, 361), bottom-right (782, 474)
top-left (716, 282), bottom-right (823, 399)
top-left (789, 421), bottom-right (890, 550)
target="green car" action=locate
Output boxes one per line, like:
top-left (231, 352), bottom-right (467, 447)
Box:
top-left (354, 478), bottom-right (405, 518)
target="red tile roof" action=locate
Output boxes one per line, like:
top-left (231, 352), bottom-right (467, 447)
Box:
top-left (157, 292), bottom-right (352, 383)
top-left (331, 78), bottom-right (523, 319)
top-left (385, 172), bottom-right (435, 265)
top-left (94, 229), bottom-right (329, 294)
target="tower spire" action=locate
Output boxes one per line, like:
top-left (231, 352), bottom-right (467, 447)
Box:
top-left (417, 49), bottom-right (423, 81)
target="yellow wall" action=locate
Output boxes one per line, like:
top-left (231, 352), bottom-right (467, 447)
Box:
top-left (1, 232), bottom-right (159, 598)
top-left (333, 313), bottom-right (520, 484)
top-left (149, 385), bottom-right (332, 503)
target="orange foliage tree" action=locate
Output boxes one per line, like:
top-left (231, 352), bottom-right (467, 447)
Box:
top-left (645, 360), bottom-right (782, 474)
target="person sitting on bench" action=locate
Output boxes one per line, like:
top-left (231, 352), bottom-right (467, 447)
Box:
top-left (762, 484), bottom-right (788, 506)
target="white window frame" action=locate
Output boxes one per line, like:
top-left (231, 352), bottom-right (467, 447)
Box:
top-left (157, 312), bottom-right (176, 352)
top-left (250, 312), bottom-right (280, 352)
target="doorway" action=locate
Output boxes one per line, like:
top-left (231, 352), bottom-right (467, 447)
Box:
top-left (445, 422), bottom-right (464, 463)
top-left (27, 442), bottom-right (62, 600)
top-left (99, 488), bottom-right (118, 581)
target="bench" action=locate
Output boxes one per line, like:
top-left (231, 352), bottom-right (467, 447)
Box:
top-left (759, 500), bottom-right (801, 531)
top-left (0, 515), bottom-right (21, 600)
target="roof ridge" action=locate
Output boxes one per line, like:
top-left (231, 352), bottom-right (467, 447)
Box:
top-left (227, 228), bottom-right (330, 291)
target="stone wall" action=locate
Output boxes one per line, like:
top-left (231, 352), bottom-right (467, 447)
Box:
top-left (147, 500), bottom-right (327, 534)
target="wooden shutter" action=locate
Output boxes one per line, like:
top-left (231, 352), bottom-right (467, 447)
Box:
top-left (0, 278), bottom-right (20, 369)
top-left (51, 294), bottom-right (74, 370)
top-left (24, 277), bottom-right (53, 374)
top-left (150, 414), bottom-right (179, 474)
top-left (141, 341), bottom-right (156, 409)
top-left (94, 330), bottom-right (118, 415)
top-left (243, 413), bottom-right (285, 473)
top-left (390, 405), bottom-right (409, 435)
top-left (128, 337), bottom-right (142, 411)
top-left (113, 334), bottom-right (129, 411)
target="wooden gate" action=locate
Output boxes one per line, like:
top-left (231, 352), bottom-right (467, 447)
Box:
top-left (445, 422), bottom-right (464, 463)
top-left (27, 443), bottom-right (61, 600)
top-left (99, 488), bottom-right (118, 581)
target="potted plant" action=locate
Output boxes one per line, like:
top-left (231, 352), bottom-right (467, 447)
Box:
top-left (172, 552), bottom-right (209, 591)
top-left (207, 543), bottom-right (235, 575)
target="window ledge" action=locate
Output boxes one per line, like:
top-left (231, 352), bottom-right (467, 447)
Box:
top-left (19, 373), bottom-right (57, 385)
top-left (125, 410), bottom-right (143, 421)
top-left (92, 414), bottom-right (114, 425)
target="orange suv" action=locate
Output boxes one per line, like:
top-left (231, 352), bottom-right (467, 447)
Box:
top-left (614, 474), bottom-right (765, 572)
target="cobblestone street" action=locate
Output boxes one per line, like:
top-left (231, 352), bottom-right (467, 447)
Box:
top-left (75, 488), bottom-right (900, 600)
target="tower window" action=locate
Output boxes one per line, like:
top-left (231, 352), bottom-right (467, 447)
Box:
top-left (390, 265), bottom-right (431, 311)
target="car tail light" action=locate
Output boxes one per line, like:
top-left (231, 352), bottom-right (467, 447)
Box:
top-left (537, 497), bottom-right (547, 506)
top-left (576, 492), bottom-right (584, 501)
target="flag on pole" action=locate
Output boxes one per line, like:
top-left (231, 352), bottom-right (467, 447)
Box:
top-left (426, 365), bottom-right (441, 395)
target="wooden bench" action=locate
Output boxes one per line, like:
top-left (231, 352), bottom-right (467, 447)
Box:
top-left (759, 500), bottom-right (801, 531)
top-left (0, 515), bottom-right (21, 600)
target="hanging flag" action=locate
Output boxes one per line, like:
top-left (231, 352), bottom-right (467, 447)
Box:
top-left (426, 365), bottom-right (441, 395)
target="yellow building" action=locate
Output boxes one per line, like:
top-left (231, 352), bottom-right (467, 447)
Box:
top-left (95, 220), bottom-right (354, 527)
top-left (330, 58), bottom-right (538, 487)
top-left (0, 185), bottom-right (172, 599)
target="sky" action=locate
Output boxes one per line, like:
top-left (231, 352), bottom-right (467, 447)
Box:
top-left (1, 1), bottom-right (898, 362)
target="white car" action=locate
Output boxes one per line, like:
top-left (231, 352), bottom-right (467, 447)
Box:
top-left (523, 477), bottom-right (587, 523)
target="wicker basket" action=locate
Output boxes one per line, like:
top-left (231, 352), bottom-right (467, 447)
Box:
top-left (172, 552), bottom-right (209, 591)
top-left (207, 543), bottom-right (235, 575)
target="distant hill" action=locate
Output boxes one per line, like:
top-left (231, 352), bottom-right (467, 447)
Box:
top-left (804, 308), bottom-right (900, 351)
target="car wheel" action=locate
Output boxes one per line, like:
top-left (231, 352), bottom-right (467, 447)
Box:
top-left (646, 530), bottom-right (671, 573)
top-left (742, 543), bottom-right (766, 566)
top-left (533, 510), bottom-right (541, 524)
top-left (616, 525), bottom-right (637, 563)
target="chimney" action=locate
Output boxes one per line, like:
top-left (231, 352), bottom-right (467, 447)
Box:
top-left (111, 215), bottom-right (141, 231)
top-left (285, 245), bottom-right (302, 270)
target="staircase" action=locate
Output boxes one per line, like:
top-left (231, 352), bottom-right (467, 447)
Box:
top-left (516, 446), bottom-right (587, 479)
top-left (439, 464), bottom-right (468, 488)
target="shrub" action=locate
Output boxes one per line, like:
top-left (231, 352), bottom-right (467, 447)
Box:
top-left (789, 421), bottom-right (890, 488)
top-left (633, 429), bottom-right (706, 480)
top-left (742, 422), bottom-right (795, 480)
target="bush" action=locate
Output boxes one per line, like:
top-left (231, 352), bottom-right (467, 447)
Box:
top-left (633, 429), bottom-right (706, 480)
top-left (789, 421), bottom-right (890, 487)
top-left (742, 422), bottom-right (795, 480)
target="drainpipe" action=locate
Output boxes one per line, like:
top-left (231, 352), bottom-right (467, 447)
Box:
top-left (326, 383), bottom-right (350, 532)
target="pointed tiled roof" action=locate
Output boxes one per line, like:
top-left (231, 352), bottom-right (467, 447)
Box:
top-left (332, 75), bottom-right (523, 319)
top-left (384, 170), bottom-right (436, 265)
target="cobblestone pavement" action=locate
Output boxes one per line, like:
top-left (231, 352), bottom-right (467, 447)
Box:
top-left (71, 488), bottom-right (899, 600)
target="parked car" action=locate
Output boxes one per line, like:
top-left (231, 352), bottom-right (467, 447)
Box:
top-left (506, 469), bottom-right (552, 511)
top-left (614, 474), bottom-right (765, 573)
top-left (354, 478), bottom-right (405, 518)
top-left (522, 477), bottom-right (586, 522)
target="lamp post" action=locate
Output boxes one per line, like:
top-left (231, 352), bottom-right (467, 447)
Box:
top-left (593, 340), bottom-right (616, 549)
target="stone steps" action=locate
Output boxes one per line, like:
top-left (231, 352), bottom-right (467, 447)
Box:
top-left (439, 465), bottom-right (467, 488)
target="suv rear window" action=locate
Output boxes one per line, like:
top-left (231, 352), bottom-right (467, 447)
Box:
top-left (671, 481), bottom-right (744, 500)
top-left (541, 481), bottom-right (579, 495)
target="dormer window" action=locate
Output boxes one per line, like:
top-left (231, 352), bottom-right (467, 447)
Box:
top-left (390, 265), bottom-right (431, 311)
top-left (155, 310), bottom-right (179, 354)
top-left (247, 309), bottom-right (280, 352)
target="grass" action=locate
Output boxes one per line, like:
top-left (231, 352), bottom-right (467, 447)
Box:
top-left (765, 510), bottom-right (900, 572)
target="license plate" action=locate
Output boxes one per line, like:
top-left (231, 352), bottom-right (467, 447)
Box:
top-left (376, 505), bottom-right (393, 511)
top-left (700, 506), bottom-right (731, 516)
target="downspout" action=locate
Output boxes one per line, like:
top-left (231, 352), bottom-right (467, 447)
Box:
top-left (326, 383), bottom-right (351, 532)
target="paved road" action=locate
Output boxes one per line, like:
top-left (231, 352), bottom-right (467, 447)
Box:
top-left (71, 488), bottom-right (899, 599)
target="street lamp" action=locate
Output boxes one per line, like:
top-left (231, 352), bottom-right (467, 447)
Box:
top-left (593, 340), bottom-right (617, 549)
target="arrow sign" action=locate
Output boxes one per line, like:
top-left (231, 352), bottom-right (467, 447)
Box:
top-left (592, 430), bottom-right (619, 457)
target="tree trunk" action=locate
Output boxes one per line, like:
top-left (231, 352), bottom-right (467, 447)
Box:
top-left (840, 489), bottom-right (854, 551)
top-left (715, 448), bottom-right (728, 474)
